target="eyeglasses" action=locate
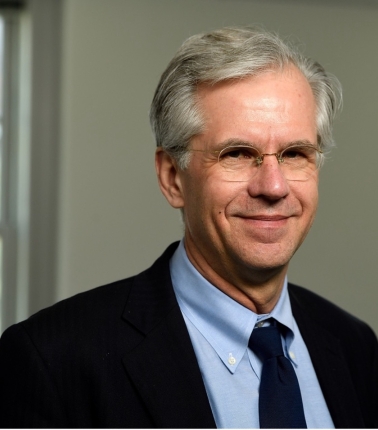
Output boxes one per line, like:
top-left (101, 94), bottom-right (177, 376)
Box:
top-left (189, 144), bottom-right (323, 182)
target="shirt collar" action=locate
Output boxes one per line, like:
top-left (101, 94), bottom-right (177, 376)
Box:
top-left (170, 240), bottom-right (297, 372)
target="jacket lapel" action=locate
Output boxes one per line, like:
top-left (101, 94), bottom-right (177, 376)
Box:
top-left (121, 243), bottom-right (216, 428)
top-left (289, 284), bottom-right (365, 428)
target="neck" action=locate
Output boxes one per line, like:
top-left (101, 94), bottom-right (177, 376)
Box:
top-left (184, 239), bottom-right (288, 314)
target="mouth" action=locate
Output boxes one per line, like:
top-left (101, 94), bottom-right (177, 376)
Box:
top-left (236, 214), bottom-right (291, 230)
top-left (237, 213), bottom-right (290, 221)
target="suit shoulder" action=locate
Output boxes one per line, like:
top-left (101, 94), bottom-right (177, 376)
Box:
top-left (0, 275), bottom-right (139, 354)
top-left (288, 282), bottom-right (377, 343)
top-left (33, 276), bottom-right (135, 324)
top-left (1, 242), bottom-right (179, 349)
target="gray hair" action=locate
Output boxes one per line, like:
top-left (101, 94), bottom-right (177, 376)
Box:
top-left (150, 26), bottom-right (342, 169)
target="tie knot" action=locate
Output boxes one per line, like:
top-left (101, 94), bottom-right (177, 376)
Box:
top-left (249, 324), bottom-right (284, 361)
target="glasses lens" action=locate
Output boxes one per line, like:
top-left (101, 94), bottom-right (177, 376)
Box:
top-left (218, 145), bottom-right (260, 171)
top-left (280, 146), bottom-right (319, 181)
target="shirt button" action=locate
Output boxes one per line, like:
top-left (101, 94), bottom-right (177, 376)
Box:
top-left (289, 351), bottom-right (296, 360)
top-left (228, 354), bottom-right (236, 365)
top-left (256, 321), bottom-right (265, 328)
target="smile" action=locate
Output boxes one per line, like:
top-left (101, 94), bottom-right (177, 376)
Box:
top-left (236, 215), bottom-right (291, 229)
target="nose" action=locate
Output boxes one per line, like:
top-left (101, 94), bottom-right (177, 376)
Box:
top-left (247, 154), bottom-right (290, 200)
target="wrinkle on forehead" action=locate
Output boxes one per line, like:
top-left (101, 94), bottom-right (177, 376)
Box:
top-left (197, 67), bottom-right (315, 125)
top-left (243, 99), bottom-right (289, 124)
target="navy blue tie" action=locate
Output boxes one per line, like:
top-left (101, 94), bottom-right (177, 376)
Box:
top-left (249, 323), bottom-right (307, 428)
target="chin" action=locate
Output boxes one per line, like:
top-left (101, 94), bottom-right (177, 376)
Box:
top-left (234, 243), bottom-right (294, 271)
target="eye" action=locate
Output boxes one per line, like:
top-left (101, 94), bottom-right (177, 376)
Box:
top-left (219, 146), bottom-right (258, 160)
top-left (283, 148), bottom-right (305, 159)
top-left (280, 146), bottom-right (318, 169)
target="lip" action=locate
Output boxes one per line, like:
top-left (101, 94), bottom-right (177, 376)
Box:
top-left (237, 214), bottom-right (290, 221)
top-left (236, 214), bottom-right (291, 228)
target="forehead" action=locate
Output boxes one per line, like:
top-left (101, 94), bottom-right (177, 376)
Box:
top-left (194, 66), bottom-right (317, 147)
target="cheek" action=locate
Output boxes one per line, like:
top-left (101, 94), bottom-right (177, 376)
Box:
top-left (298, 182), bottom-right (318, 221)
top-left (184, 179), bottom-right (241, 233)
top-left (208, 181), bottom-right (246, 219)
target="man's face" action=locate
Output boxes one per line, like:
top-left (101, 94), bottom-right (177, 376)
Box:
top-left (162, 66), bottom-right (319, 287)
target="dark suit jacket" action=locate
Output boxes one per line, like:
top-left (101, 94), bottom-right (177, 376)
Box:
top-left (0, 242), bottom-right (377, 428)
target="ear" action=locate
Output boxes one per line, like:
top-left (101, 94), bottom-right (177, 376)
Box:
top-left (155, 148), bottom-right (185, 208)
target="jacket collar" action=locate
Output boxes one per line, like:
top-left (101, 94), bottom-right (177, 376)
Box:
top-left (121, 242), bottom-right (216, 428)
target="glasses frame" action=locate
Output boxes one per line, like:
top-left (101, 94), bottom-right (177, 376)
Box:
top-left (187, 143), bottom-right (324, 180)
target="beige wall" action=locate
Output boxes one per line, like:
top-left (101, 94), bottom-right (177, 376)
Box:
top-left (57, 0), bottom-right (378, 333)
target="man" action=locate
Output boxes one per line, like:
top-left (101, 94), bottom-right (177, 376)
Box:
top-left (0, 27), bottom-right (377, 428)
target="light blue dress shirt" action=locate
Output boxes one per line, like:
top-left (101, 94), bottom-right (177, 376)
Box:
top-left (170, 240), bottom-right (334, 428)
